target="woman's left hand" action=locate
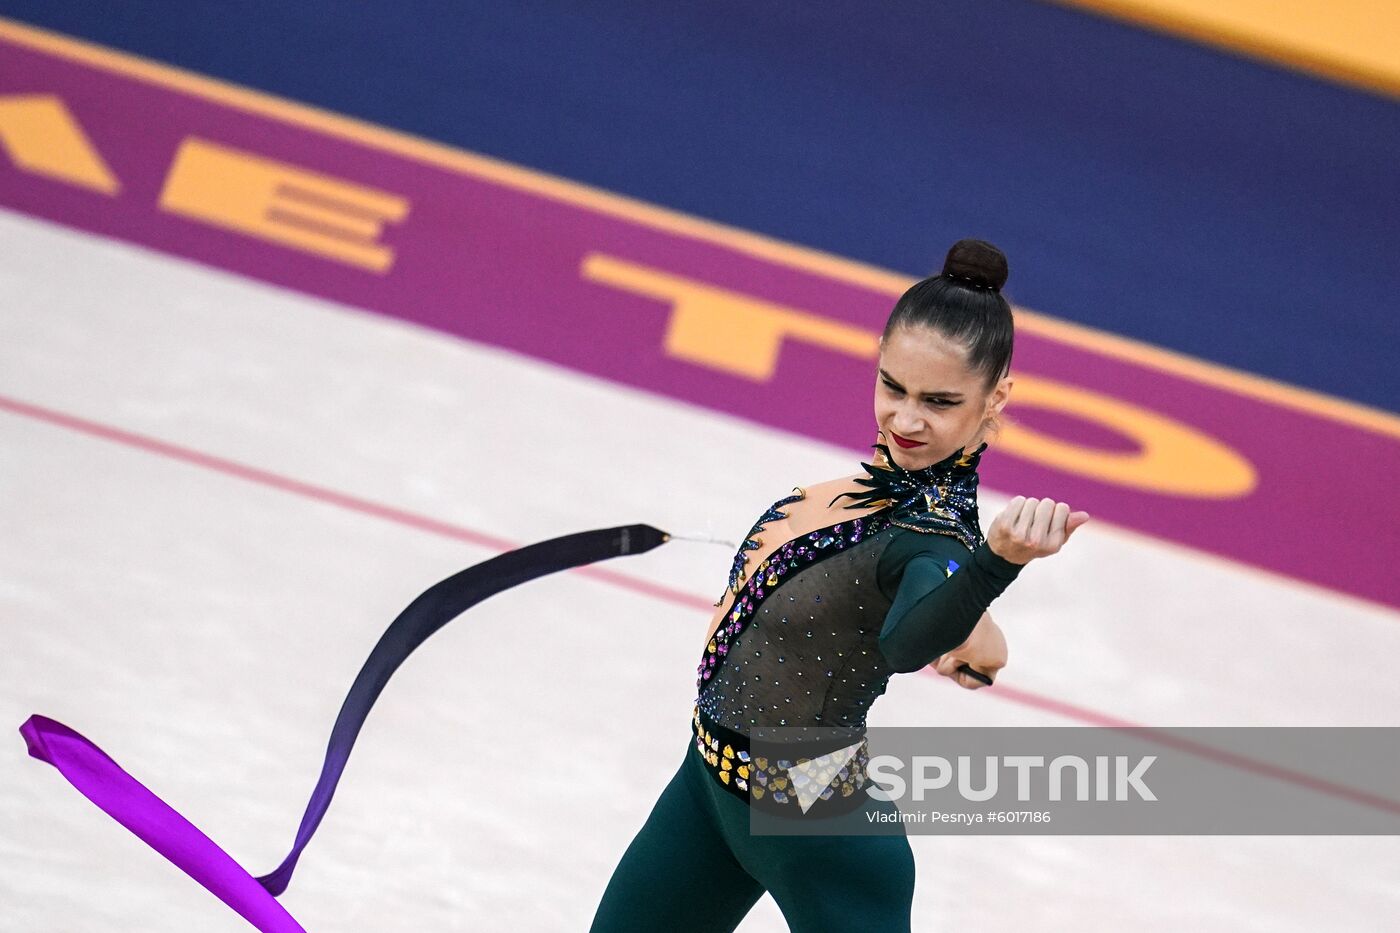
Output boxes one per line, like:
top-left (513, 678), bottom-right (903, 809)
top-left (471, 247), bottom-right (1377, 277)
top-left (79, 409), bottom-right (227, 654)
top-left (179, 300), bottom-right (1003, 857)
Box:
top-left (986, 497), bottom-right (1090, 565)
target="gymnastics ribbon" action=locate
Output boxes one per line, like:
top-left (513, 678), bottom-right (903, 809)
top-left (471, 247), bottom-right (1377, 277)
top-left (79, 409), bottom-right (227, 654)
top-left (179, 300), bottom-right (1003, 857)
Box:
top-left (20, 522), bottom-right (670, 932)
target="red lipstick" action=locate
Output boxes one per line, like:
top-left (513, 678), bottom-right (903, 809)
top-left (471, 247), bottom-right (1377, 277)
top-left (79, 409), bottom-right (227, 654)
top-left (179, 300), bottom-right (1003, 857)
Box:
top-left (889, 432), bottom-right (925, 449)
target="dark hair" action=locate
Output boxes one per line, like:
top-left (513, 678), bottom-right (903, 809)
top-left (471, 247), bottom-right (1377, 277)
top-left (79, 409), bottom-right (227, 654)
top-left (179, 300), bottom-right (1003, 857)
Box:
top-left (880, 238), bottom-right (1014, 391)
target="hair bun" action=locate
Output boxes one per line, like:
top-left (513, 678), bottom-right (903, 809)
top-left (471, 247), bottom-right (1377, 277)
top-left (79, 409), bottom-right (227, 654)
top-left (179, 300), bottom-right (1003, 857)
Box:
top-left (941, 238), bottom-right (1009, 293)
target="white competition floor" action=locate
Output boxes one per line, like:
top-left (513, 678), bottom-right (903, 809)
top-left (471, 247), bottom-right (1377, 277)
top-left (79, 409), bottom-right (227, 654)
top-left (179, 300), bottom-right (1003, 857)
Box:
top-left (3, 209), bottom-right (1398, 930)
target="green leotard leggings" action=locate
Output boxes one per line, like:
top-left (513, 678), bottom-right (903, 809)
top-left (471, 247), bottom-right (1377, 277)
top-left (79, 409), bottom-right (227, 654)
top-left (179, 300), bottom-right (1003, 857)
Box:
top-left (588, 737), bottom-right (917, 932)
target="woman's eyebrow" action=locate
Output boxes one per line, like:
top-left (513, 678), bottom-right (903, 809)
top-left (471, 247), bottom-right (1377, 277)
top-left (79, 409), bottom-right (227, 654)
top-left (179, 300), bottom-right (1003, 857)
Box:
top-left (878, 369), bottom-right (965, 398)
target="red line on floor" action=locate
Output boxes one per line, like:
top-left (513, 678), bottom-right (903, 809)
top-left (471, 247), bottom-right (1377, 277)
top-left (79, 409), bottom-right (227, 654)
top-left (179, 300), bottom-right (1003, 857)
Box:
top-left (0, 392), bottom-right (698, 609)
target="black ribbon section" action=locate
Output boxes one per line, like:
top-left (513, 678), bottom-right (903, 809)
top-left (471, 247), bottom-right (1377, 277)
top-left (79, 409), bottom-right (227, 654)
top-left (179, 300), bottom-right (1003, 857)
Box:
top-left (255, 523), bottom-right (669, 895)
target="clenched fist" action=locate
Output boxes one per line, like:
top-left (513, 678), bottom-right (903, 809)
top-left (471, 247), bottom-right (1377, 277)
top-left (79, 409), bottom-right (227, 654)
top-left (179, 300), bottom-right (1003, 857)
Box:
top-left (986, 496), bottom-right (1090, 565)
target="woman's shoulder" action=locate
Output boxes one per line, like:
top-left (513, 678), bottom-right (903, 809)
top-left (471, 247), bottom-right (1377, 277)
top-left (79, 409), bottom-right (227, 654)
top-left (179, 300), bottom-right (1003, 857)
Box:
top-left (874, 526), bottom-right (975, 598)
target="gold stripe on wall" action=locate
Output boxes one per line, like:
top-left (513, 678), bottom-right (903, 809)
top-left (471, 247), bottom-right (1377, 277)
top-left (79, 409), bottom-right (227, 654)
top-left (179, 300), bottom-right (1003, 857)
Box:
top-left (1050, 0), bottom-right (1400, 100)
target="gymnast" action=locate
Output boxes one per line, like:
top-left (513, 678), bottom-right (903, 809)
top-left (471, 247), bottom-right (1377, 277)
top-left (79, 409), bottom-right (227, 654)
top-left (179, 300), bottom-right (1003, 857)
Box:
top-left (588, 237), bottom-right (1089, 932)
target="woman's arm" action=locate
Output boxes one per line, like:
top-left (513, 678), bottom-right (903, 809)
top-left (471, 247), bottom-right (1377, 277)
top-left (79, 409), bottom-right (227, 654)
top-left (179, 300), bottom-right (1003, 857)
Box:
top-left (877, 539), bottom-right (1022, 673)
top-left (876, 495), bottom-right (1089, 674)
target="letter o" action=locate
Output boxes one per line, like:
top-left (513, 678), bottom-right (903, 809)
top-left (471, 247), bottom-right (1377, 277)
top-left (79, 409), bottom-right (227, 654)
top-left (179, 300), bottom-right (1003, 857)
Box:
top-left (999, 375), bottom-right (1257, 497)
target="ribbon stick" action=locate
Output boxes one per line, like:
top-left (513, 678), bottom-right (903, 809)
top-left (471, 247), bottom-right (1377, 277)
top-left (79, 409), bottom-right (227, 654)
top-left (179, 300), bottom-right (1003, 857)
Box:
top-left (20, 523), bottom-right (669, 928)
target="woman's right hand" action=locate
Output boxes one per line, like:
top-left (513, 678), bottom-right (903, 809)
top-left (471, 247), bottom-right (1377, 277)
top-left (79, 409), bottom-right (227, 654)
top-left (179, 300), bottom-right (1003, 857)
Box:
top-left (986, 497), bottom-right (1090, 565)
top-left (933, 613), bottom-right (1007, 689)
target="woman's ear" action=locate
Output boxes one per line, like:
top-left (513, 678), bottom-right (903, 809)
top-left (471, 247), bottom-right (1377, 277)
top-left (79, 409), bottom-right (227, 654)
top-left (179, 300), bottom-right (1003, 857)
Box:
top-left (980, 376), bottom-right (1013, 441)
top-left (989, 375), bottom-right (1013, 419)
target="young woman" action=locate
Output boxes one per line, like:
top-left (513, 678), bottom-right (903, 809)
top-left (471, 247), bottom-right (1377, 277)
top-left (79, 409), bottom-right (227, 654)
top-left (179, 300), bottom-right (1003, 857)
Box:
top-left (588, 238), bottom-right (1089, 933)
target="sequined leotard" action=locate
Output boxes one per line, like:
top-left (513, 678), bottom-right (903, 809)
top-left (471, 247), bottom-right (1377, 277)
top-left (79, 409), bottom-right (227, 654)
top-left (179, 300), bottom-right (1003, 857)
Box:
top-left (689, 442), bottom-right (1023, 815)
top-left (590, 442), bottom-right (1027, 932)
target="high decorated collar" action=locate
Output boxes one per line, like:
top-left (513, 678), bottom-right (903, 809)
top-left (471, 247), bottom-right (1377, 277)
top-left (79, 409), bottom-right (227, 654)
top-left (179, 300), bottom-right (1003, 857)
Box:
top-left (827, 437), bottom-right (987, 550)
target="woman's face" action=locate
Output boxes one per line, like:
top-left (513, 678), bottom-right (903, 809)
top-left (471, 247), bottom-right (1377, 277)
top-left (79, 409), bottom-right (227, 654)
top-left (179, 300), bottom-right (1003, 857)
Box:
top-left (873, 325), bottom-right (1011, 471)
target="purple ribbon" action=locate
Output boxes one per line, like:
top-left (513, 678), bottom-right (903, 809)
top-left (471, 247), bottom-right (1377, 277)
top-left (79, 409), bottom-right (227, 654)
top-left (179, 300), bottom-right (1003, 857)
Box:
top-left (20, 523), bottom-right (668, 929)
top-left (20, 715), bottom-right (307, 932)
